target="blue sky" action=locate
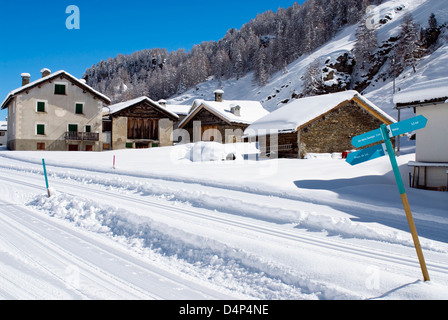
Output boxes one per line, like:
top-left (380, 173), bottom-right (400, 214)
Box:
top-left (0, 0), bottom-right (304, 121)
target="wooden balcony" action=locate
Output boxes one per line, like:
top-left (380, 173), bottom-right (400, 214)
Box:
top-left (65, 132), bottom-right (99, 141)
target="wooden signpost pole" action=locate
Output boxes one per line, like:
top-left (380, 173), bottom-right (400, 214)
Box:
top-left (379, 124), bottom-right (430, 282)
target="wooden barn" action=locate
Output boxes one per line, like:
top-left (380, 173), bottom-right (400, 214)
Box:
top-left (244, 90), bottom-right (396, 159)
top-left (177, 90), bottom-right (269, 144)
top-left (103, 96), bottom-right (179, 150)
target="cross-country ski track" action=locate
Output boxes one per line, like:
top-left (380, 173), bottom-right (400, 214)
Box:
top-left (0, 152), bottom-right (447, 300)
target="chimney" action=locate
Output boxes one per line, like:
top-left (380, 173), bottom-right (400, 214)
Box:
top-left (230, 104), bottom-right (241, 117)
top-left (158, 99), bottom-right (167, 107)
top-left (41, 68), bottom-right (51, 78)
top-left (21, 73), bottom-right (31, 86)
top-left (214, 89), bottom-right (224, 102)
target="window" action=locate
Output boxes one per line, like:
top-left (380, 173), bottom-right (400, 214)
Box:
top-left (75, 103), bottom-right (84, 114)
top-left (54, 84), bottom-right (66, 95)
top-left (68, 124), bottom-right (78, 132)
top-left (37, 143), bottom-right (45, 150)
top-left (85, 125), bottom-right (91, 133)
top-left (37, 101), bottom-right (46, 112)
top-left (36, 124), bottom-right (45, 135)
top-left (126, 143), bottom-right (133, 148)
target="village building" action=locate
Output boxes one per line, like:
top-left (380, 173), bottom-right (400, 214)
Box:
top-left (178, 90), bottom-right (269, 144)
top-left (244, 90), bottom-right (396, 159)
top-left (103, 96), bottom-right (179, 150)
top-left (1, 69), bottom-right (111, 152)
top-left (0, 120), bottom-right (7, 147)
top-left (394, 77), bottom-right (448, 191)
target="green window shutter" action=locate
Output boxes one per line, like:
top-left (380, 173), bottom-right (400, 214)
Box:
top-left (55, 84), bottom-right (66, 95)
top-left (37, 101), bottom-right (45, 112)
top-left (85, 125), bottom-right (91, 133)
top-left (126, 143), bottom-right (133, 148)
top-left (68, 124), bottom-right (78, 132)
top-left (76, 103), bottom-right (83, 114)
top-left (36, 124), bottom-right (45, 135)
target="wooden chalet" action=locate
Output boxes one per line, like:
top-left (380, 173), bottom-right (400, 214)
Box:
top-left (103, 96), bottom-right (179, 150)
top-left (178, 90), bottom-right (269, 144)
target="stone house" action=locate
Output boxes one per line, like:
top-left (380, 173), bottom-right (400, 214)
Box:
top-left (1, 69), bottom-right (111, 151)
top-left (394, 77), bottom-right (448, 191)
top-left (103, 96), bottom-right (179, 150)
top-left (244, 90), bottom-right (396, 159)
top-left (178, 90), bottom-right (269, 144)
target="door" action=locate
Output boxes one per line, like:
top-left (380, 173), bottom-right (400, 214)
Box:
top-left (68, 144), bottom-right (79, 151)
top-left (202, 126), bottom-right (219, 142)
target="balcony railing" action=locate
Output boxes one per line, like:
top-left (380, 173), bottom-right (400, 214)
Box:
top-left (65, 132), bottom-right (99, 141)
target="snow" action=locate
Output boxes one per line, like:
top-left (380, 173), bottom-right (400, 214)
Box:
top-left (1, 0), bottom-right (448, 302)
top-left (165, 104), bottom-right (191, 116)
top-left (244, 90), bottom-right (396, 136)
top-left (393, 77), bottom-right (448, 104)
top-left (179, 97), bottom-right (269, 127)
top-left (1, 70), bottom-right (111, 109)
top-left (107, 96), bottom-right (179, 119)
top-left (0, 141), bottom-right (447, 300)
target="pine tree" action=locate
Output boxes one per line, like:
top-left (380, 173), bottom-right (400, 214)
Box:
top-left (302, 59), bottom-right (324, 97)
top-left (254, 48), bottom-right (269, 86)
top-left (353, 21), bottom-right (378, 72)
top-left (394, 13), bottom-right (420, 73)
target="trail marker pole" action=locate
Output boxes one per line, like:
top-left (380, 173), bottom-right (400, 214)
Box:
top-left (42, 159), bottom-right (51, 197)
top-left (113, 155), bottom-right (116, 169)
top-left (379, 124), bottom-right (430, 282)
top-left (347, 116), bottom-right (430, 282)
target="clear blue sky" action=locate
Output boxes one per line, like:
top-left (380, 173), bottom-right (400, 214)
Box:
top-left (0, 0), bottom-right (304, 121)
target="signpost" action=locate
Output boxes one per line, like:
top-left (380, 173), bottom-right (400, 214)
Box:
top-left (347, 116), bottom-right (430, 282)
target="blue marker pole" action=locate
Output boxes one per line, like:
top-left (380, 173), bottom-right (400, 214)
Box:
top-left (42, 159), bottom-right (51, 197)
top-left (380, 124), bottom-right (430, 281)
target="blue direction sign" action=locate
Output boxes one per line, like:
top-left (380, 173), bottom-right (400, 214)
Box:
top-left (346, 143), bottom-right (386, 166)
top-left (351, 128), bottom-right (382, 149)
top-left (389, 115), bottom-right (427, 138)
top-left (351, 115), bottom-right (427, 148)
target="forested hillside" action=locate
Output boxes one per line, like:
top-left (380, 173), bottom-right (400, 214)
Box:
top-left (83, 0), bottom-right (383, 103)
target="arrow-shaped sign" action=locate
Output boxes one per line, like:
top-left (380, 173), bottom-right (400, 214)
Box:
top-left (351, 115), bottom-right (427, 148)
top-left (346, 143), bottom-right (387, 166)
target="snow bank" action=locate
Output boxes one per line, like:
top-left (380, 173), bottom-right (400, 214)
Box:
top-left (181, 141), bottom-right (259, 162)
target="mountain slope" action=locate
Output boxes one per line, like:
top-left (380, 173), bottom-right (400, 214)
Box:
top-left (168, 0), bottom-right (448, 123)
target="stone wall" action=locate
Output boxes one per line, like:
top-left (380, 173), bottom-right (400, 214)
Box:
top-left (298, 100), bottom-right (386, 157)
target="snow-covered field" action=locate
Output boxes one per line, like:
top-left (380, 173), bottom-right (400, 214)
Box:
top-left (0, 142), bottom-right (447, 300)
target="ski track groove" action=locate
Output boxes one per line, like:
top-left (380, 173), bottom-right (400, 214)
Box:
top-left (0, 203), bottom-right (160, 300)
top-left (0, 167), bottom-right (447, 280)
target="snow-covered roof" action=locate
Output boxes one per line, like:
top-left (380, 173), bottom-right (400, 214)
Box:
top-left (244, 90), bottom-right (396, 137)
top-left (1, 70), bottom-right (111, 109)
top-left (108, 96), bottom-right (179, 120)
top-left (393, 77), bottom-right (448, 106)
top-left (165, 104), bottom-right (191, 116)
top-left (179, 98), bottom-right (269, 128)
